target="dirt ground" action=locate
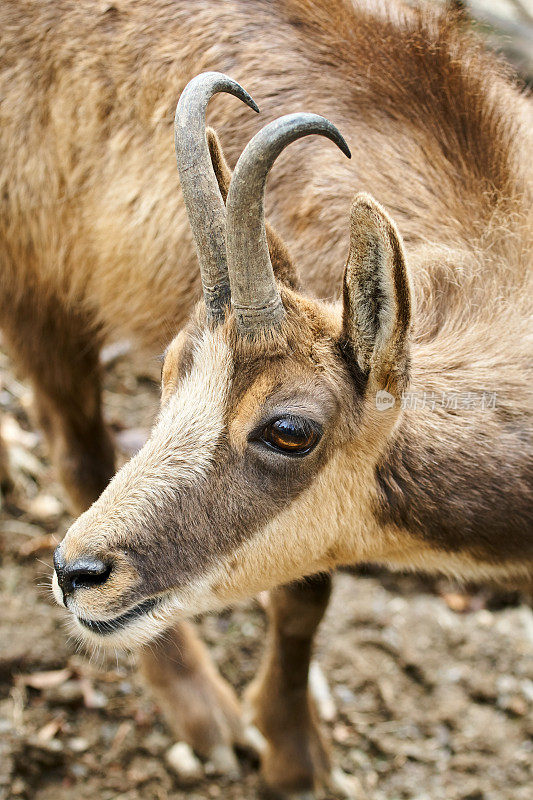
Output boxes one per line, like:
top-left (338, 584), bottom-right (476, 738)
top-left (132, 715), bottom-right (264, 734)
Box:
top-left (0, 343), bottom-right (532, 800)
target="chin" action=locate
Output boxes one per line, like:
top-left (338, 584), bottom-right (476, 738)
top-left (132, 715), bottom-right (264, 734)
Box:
top-left (69, 593), bottom-right (183, 649)
top-left (52, 567), bottom-right (231, 650)
top-left (64, 579), bottom-right (225, 650)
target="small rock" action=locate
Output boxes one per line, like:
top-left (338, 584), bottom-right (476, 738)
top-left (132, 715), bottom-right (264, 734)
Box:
top-left (143, 730), bottom-right (170, 755)
top-left (115, 427), bottom-right (149, 456)
top-left (27, 493), bottom-right (63, 522)
top-left (68, 737), bottom-right (89, 753)
top-left (165, 742), bottom-right (203, 785)
top-left (36, 717), bottom-right (63, 743)
top-left (309, 661), bottom-right (336, 721)
top-left (333, 723), bottom-right (352, 744)
top-left (334, 684), bottom-right (357, 705)
top-left (9, 777), bottom-right (26, 796)
top-left (70, 763), bottom-right (88, 779)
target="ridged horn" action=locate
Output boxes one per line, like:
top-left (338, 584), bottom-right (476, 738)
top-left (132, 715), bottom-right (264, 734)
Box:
top-left (226, 113), bottom-right (351, 333)
top-left (174, 72), bottom-right (259, 323)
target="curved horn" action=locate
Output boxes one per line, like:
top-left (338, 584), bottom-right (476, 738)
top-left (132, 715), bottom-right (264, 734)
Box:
top-left (174, 72), bottom-right (259, 323)
top-left (226, 113), bottom-right (351, 334)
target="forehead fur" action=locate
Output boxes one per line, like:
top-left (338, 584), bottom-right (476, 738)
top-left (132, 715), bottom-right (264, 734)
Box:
top-left (165, 286), bottom-right (362, 408)
top-left (160, 288), bottom-right (373, 463)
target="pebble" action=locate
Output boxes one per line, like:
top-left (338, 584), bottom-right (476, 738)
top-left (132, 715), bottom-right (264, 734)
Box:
top-left (68, 737), bottom-right (89, 753)
top-left (143, 730), bottom-right (170, 755)
top-left (165, 742), bottom-right (203, 785)
top-left (309, 661), bottom-right (337, 721)
top-left (70, 763), bottom-right (88, 778)
top-left (27, 493), bottom-right (63, 522)
top-left (115, 427), bottom-right (149, 456)
top-left (335, 684), bottom-right (357, 705)
top-left (9, 778), bottom-right (26, 796)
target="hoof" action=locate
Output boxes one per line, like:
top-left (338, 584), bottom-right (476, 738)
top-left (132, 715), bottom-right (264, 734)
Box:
top-left (165, 740), bottom-right (244, 785)
top-left (205, 742), bottom-right (241, 779)
top-left (260, 768), bottom-right (364, 800)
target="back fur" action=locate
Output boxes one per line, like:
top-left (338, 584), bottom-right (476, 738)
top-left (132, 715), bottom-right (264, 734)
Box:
top-left (1, 0), bottom-right (531, 346)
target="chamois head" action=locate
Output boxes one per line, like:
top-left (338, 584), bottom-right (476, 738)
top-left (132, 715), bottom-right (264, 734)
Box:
top-left (53, 73), bottom-right (411, 648)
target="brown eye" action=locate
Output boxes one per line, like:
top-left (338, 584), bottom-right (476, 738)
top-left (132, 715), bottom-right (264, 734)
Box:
top-left (260, 416), bottom-right (321, 456)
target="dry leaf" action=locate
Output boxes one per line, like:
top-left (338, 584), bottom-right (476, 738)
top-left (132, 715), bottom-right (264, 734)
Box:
top-left (36, 716), bottom-right (64, 742)
top-left (18, 533), bottom-right (58, 558)
top-left (17, 669), bottom-right (72, 690)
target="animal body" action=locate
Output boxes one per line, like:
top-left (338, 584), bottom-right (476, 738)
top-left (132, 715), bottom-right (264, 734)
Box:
top-left (1, 1), bottom-right (531, 796)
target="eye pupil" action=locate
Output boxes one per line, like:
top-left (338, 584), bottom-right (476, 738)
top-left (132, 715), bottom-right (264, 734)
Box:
top-left (271, 418), bottom-right (306, 446)
top-left (262, 416), bottom-right (319, 455)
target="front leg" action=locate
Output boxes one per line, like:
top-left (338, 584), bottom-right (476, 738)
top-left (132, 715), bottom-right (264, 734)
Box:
top-left (139, 619), bottom-right (251, 777)
top-left (246, 574), bottom-right (361, 799)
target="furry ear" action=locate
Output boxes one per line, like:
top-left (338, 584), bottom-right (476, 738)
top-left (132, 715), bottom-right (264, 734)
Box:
top-left (207, 127), bottom-right (232, 203)
top-left (342, 193), bottom-right (411, 392)
top-left (206, 126), bottom-right (299, 289)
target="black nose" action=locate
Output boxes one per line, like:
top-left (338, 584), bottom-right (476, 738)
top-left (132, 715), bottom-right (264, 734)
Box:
top-left (54, 547), bottom-right (111, 596)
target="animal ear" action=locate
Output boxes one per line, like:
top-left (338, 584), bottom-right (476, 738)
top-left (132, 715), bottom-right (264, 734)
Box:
top-left (207, 126), bottom-right (299, 288)
top-left (264, 220), bottom-right (299, 289)
top-left (342, 193), bottom-right (411, 392)
top-left (207, 127), bottom-right (232, 203)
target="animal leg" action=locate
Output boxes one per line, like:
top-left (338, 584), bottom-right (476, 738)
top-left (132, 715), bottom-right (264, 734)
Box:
top-left (139, 619), bottom-right (256, 778)
top-left (1, 298), bottom-right (115, 514)
top-left (245, 574), bottom-right (360, 797)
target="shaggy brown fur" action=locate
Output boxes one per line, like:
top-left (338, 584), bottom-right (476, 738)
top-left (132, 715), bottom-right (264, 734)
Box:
top-left (1, 2), bottom-right (531, 797)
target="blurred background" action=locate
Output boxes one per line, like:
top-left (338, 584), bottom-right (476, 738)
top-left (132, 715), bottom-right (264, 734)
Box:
top-left (1, 2), bottom-right (532, 800)
top-left (435, 0), bottom-right (533, 81)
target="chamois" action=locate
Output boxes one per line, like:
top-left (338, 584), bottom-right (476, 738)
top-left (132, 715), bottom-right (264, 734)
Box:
top-left (1, 1), bottom-right (531, 796)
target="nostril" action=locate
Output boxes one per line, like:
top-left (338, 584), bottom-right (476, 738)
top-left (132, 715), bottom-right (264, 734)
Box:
top-left (53, 545), bottom-right (65, 575)
top-left (66, 558), bottom-right (112, 591)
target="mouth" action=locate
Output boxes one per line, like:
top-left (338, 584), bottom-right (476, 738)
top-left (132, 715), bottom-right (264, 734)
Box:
top-left (76, 596), bottom-right (161, 635)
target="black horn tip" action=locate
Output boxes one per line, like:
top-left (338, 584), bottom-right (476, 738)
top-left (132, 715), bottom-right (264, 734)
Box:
top-left (339, 137), bottom-right (352, 159)
top-left (308, 114), bottom-right (351, 159)
top-left (232, 83), bottom-right (260, 114)
top-left (326, 124), bottom-right (351, 159)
